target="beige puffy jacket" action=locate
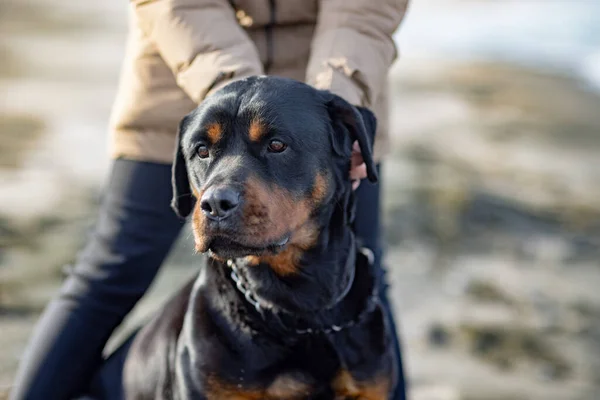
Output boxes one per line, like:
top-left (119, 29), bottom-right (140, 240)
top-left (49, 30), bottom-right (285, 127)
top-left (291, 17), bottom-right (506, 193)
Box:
top-left (110, 0), bottom-right (409, 163)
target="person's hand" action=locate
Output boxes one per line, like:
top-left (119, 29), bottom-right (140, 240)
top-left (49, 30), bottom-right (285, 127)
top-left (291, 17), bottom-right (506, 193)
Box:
top-left (350, 141), bottom-right (367, 190)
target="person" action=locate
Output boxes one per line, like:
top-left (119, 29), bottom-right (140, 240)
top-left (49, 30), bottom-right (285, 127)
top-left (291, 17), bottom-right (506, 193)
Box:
top-left (11, 1), bottom-right (410, 399)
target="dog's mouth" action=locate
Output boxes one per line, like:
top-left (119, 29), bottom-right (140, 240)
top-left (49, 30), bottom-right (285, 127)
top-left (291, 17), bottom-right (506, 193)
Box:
top-left (207, 234), bottom-right (290, 259)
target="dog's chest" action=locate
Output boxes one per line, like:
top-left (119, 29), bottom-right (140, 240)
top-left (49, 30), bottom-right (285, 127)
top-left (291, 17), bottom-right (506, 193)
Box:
top-left (174, 267), bottom-right (393, 399)
top-left (183, 371), bottom-right (390, 400)
top-left (174, 334), bottom-right (392, 400)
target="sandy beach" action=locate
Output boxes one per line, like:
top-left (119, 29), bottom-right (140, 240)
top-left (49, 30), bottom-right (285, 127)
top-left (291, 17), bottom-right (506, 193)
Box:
top-left (1, 1), bottom-right (599, 399)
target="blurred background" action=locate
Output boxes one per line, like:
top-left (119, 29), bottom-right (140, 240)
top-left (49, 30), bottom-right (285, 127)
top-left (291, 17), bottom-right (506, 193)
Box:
top-left (1, 1), bottom-right (599, 399)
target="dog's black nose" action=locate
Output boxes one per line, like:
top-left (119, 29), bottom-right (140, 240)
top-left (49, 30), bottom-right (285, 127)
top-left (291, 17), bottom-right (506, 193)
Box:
top-left (200, 186), bottom-right (240, 219)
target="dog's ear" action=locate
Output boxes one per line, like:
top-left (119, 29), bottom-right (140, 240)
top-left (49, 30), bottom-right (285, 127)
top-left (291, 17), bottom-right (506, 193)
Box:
top-left (326, 94), bottom-right (378, 183)
top-left (171, 115), bottom-right (195, 218)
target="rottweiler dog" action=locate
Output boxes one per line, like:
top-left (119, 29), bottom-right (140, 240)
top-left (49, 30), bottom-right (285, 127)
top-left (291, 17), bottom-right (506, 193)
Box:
top-left (123, 76), bottom-right (397, 399)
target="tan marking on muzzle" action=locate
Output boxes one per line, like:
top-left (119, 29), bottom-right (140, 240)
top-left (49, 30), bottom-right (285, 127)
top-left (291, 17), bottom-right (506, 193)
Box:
top-left (243, 173), bottom-right (329, 275)
top-left (191, 188), bottom-right (209, 253)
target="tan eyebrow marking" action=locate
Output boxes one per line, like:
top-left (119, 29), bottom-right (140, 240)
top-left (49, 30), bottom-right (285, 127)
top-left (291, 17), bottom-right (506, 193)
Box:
top-left (206, 122), bottom-right (223, 144)
top-left (249, 119), bottom-right (267, 142)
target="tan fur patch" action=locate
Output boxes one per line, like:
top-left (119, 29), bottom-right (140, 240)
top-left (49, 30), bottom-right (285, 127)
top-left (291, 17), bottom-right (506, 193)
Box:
top-left (241, 173), bottom-right (330, 275)
top-left (248, 119), bottom-right (266, 142)
top-left (206, 374), bottom-right (312, 400)
top-left (246, 222), bottom-right (319, 276)
top-left (206, 378), bottom-right (263, 400)
top-left (192, 172), bottom-right (329, 274)
top-left (191, 188), bottom-right (209, 253)
top-left (266, 374), bottom-right (312, 398)
top-left (331, 370), bottom-right (390, 399)
top-left (312, 172), bottom-right (328, 203)
top-left (241, 176), bottom-right (311, 247)
top-left (241, 175), bottom-right (324, 275)
top-left (207, 123), bottom-right (223, 144)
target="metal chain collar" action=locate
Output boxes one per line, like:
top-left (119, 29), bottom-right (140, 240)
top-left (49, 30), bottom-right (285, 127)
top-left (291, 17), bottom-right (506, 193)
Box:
top-left (227, 247), bottom-right (378, 335)
top-left (228, 259), bottom-right (263, 313)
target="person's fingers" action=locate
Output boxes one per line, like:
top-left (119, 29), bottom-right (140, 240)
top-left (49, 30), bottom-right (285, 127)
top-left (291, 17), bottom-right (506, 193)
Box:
top-left (351, 151), bottom-right (364, 168)
top-left (351, 142), bottom-right (363, 164)
top-left (350, 163), bottom-right (367, 181)
top-left (350, 140), bottom-right (366, 191)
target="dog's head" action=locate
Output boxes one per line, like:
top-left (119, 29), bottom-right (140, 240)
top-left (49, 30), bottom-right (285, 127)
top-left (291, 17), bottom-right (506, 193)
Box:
top-left (172, 76), bottom-right (377, 274)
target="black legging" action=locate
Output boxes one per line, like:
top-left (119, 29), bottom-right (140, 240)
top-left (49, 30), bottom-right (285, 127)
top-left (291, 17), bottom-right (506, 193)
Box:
top-left (10, 159), bottom-right (406, 400)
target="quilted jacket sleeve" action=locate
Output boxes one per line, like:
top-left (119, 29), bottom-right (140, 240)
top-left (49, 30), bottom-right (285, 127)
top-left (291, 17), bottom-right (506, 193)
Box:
top-left (306, 0), bottom-right (409, 107)
top-left (130, 0), bottom-right (264, 103)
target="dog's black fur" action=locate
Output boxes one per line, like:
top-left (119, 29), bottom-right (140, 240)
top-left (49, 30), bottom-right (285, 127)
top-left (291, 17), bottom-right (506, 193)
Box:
top-left (123, 77), bottom-right (397, 399)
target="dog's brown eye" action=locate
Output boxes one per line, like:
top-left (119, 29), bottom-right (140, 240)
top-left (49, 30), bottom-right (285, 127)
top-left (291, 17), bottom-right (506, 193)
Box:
top-left (197, 145), bottom-right (209, 159)
top-left (267, 139), bottom-right (287, 153)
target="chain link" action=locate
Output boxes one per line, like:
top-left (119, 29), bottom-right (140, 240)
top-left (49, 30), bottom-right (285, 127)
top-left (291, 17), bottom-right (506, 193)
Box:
top-left (228, 259), bottom-right (263, 313)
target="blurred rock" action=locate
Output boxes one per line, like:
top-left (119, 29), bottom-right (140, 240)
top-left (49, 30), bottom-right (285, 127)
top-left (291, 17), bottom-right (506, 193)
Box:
top-left (0, 113), bottom-right (45, 169)
top-left (464, 280), bottom-right (515, 306)
top-left (458, 323), bottom-right (571, 379)
top-left (428, 322), bottom-right (452, 348)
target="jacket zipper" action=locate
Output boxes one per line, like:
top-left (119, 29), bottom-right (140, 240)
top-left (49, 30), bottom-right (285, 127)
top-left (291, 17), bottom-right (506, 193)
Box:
top-left (264, 0), bottom-right (276, 72)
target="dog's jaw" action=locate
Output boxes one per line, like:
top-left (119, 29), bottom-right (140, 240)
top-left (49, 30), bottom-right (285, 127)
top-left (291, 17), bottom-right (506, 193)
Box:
top-left (230, 181), bottom-right (358, 314)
